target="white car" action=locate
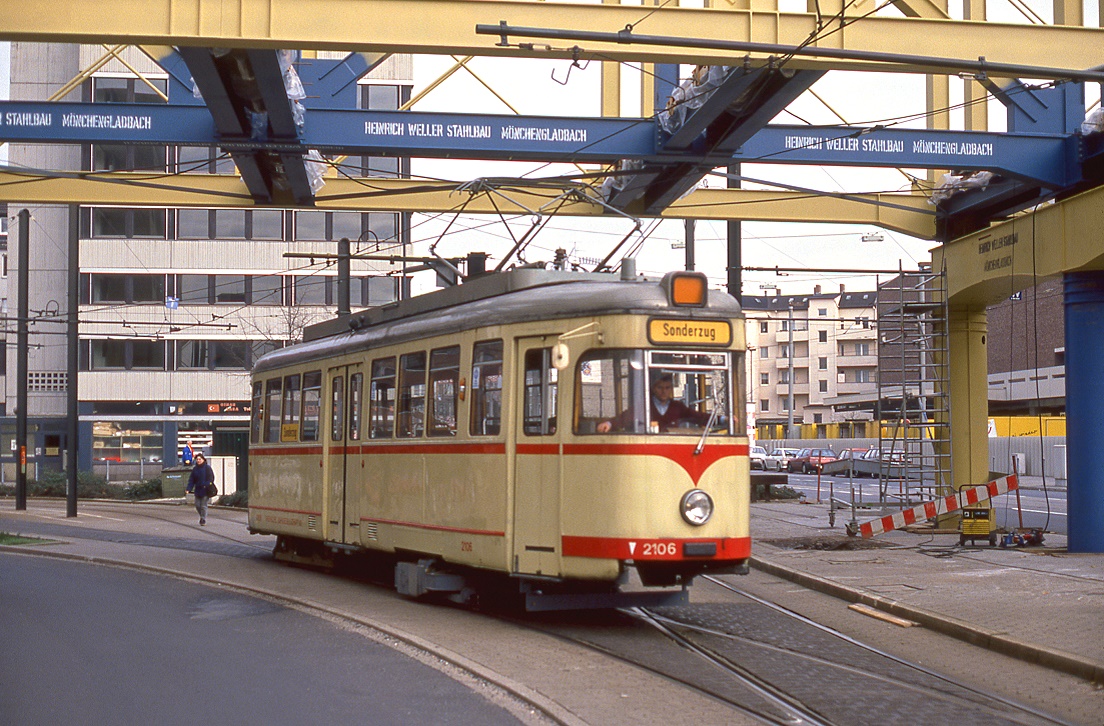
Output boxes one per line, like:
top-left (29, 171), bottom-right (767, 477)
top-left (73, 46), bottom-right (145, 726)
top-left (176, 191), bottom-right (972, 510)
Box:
top-left (749, 446), bottom-right (768, 470)
top-left (765, 448), bottom-right (801, 471)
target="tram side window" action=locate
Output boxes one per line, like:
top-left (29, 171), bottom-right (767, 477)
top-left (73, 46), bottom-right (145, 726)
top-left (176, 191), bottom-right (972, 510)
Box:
top-left (523, 348), bottom-right (558, 436)
top-left (300, 371), bottom-right (322, 441)
top-left (574, 350), bottom-right (646, 435)
top-left (264, 379), bottom-right (282, 443)
top-left (330, 375), bottom-right (345, 442)
top-left (397, 352), bottom-right (427, 438)
top-left (369, 358), bottom-right (395, 439)
top-left (281, 374), bottom-right (301, 442)
top-left (250, 381), bottom-right (263, 444)
top-left (470, 340), bottom-right (503, 436)
top-left (428, 346), bottom-right (460, 437)
top-left (349, 372), bottom-right (364, 441)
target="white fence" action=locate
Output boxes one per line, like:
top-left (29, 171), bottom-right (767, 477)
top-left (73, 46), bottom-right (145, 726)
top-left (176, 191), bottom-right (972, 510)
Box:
top-left (756, 437), bottom-right (1066, 478)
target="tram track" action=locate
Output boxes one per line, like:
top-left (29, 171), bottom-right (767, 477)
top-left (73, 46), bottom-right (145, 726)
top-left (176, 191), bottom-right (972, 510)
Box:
top-left (0, 501), bottom-right (1085, 725)
top-left (625, 577), bottom-right (1073, 726)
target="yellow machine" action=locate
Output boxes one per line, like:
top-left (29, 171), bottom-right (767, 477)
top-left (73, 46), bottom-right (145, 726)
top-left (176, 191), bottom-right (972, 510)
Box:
top-left (960, 505), bottom-right (997, 546)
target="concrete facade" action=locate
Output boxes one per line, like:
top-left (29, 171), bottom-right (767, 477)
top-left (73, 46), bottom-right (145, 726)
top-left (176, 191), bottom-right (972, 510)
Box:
top-left (4, 44), bottom-right (412, 475)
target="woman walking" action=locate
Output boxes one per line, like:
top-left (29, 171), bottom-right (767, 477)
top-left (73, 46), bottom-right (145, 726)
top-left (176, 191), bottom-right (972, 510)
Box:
top-left (186, 453), bottom-right (216, 526)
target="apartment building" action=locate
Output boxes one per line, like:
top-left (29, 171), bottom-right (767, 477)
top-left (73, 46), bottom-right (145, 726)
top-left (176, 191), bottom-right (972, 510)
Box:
top-left (6, 44), bottom-right (411, 474)
top-left (744, 285), bottom-right (878, 438)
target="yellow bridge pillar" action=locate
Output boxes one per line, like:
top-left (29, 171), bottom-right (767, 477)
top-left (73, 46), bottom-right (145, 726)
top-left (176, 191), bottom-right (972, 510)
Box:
top-left (945, 306), bottom-right (991, 493)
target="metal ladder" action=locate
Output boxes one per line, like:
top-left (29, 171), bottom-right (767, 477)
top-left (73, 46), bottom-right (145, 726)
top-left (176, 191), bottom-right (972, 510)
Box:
top-left (875, 262), bottom-right (952, 508)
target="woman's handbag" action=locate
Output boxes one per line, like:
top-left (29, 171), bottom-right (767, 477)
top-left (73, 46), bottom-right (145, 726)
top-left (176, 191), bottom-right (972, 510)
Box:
top-left (205, 480), bottom-right (218, 498)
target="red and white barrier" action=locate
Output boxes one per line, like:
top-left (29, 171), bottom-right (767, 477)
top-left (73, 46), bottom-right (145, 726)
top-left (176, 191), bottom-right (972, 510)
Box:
top-left (851, 474), bottom-right (1019, 538)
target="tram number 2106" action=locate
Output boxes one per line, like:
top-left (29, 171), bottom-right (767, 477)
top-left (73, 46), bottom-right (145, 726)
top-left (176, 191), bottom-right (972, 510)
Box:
top-left (642, 542), bottom-right (678, 557)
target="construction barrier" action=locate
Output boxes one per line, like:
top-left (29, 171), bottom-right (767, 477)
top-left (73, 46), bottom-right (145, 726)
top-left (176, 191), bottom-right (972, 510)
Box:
top-left (848, 474), bottom-right (1019, 538)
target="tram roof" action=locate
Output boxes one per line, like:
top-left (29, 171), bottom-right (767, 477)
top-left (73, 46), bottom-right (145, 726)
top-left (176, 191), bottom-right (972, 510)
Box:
top-left (255, 268), bottom-right (741, 375)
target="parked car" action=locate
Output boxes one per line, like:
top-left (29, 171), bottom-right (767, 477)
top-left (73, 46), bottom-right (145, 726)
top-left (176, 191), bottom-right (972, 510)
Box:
top-left (765, 447), bottom-right (801, 471)
top-left (834, 447), bottom-right (872, 477)
top-left (749, 445), bottom-right (768, 470)
top-left (859, 448), bottom-right (910, 478)
top-left (787, 448), bottom-right (838, 474)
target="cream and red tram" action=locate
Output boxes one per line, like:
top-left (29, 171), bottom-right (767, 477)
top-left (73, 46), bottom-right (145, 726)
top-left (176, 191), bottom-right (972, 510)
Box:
top-left (248, 268), bottom-right (750, 610)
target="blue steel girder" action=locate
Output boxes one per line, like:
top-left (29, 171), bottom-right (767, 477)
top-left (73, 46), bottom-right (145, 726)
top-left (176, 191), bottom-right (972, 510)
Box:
top-left (607, 66), bottom-right (826, 214)
top-left (179, 47), bottom-right (313, 205)
top-left (0, 101), bottom-right (1080, 191)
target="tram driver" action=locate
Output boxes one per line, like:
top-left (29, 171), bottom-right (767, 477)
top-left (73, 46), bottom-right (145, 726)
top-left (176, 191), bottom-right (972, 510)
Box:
top-left (596, 373), bottom-right (712, 433)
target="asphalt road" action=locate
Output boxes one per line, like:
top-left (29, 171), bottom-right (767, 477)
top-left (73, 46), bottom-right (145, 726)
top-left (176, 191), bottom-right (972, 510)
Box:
top-left (0, 553), bottom-right (523, 726)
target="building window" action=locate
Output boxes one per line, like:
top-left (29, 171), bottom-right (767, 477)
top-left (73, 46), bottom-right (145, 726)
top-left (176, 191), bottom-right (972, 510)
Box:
top-left (760, 399), bottom-right (769, 412)
top-left (818, 308), bottom-right (827, 316)
top-left (89, 78), bottom-right (169, 239)
top-left (251, 275), bottom-right (284, 306)
top-left (351, 276), bottom-right (400, 308)
top-left (818, 357), bottom-right (828, 371)
top-left (91, 208), bottom-right (167, 239)
top-left (813, 413), bottom-right (823, 423)
top-left (819, 379), bottom-right (828, 392)
top-left (361, 84), bottom-right (410, 180)
top-left (175, 275), bottom-right (288, 305)
top-left (294, 276), bottom-right (330, 305)
top-left (759, 321), bottom-right (768, 333)
top-left (214, 275), bottom-right (247, 304)
top-left (760, 372), bottom-right (769, 385)
top-left (89, 340), bottom-right (165, 370)
top-left (177, 209), bottom-right (286, 240)
top-left (818, 330), bottom-right (828, 343)
top-left (760, 347), bottom-right (769, 359)
top-left (176, 340), bottom-right (252, 370)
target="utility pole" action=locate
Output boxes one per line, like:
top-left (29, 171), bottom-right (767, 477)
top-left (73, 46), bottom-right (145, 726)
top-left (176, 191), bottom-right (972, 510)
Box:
top-left (15, 210), bottom-right (29, 511)
top-left (787, 303), bottom-right (796, 440)
top-left (67, 205), bottom-right (79, 517)
top-left (684, 219), bottom-right (695, 272)
top-left (336, 237), bottom-right (351, 316)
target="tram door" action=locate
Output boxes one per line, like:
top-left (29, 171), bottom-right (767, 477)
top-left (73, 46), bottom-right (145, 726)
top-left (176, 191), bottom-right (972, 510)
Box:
top-left (325, 365), bottom-right (364, 545)
top-left (513, 340), bottom-right (562, 576)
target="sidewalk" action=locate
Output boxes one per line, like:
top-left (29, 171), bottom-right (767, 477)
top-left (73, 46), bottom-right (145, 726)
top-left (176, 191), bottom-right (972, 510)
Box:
top-left (749, 498), bottom-right (1104, 683)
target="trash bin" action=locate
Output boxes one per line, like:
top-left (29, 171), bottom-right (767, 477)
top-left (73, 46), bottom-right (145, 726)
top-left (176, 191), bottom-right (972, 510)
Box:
top-left (160, 465), bottom-right (191, 498)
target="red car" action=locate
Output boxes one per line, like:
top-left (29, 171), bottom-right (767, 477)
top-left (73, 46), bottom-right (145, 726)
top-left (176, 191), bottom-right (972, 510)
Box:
top-left (786, 448), bottom-right (838, 474)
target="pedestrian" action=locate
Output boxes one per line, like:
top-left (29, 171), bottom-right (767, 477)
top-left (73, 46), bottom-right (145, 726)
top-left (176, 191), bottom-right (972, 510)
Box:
top-left (181, 443), bottom-right (194, 465)
top-left (186, 453), bottom-right (215, 526)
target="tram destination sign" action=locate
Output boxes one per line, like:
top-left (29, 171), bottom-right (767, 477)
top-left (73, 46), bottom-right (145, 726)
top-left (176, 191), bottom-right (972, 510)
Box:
top-left (648, 318), bottom-right (732, 347)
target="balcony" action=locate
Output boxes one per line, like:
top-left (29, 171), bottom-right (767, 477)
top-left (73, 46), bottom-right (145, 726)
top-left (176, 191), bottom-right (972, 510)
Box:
top-left (775, 382), bottom-right (810, 396)
top-left (836, 355), bottom-right (878, 368)
top-left (774, 327), bottom-right (809, 343)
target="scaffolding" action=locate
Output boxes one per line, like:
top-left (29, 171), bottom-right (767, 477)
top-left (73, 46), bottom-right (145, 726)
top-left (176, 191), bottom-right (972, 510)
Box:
top-left (874, 261), bottom-right (952, 508)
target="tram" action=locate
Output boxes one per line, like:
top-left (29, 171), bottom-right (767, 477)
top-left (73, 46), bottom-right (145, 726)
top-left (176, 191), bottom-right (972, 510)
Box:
top-left (247, 267), bottom-right (751, 610)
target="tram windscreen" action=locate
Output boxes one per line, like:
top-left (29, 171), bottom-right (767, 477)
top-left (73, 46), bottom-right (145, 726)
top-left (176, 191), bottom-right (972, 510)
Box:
top-left (575, 349), bottom-right (733, 435)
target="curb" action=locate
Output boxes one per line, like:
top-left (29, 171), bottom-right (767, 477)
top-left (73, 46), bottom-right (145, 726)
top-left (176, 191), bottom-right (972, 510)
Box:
top-left (750, 555), bottom-right (1104, 684)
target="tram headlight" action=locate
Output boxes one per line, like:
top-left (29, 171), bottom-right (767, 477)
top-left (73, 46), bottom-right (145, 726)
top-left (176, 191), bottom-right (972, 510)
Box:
top-left (680, 489), bottom-right (713, 526)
